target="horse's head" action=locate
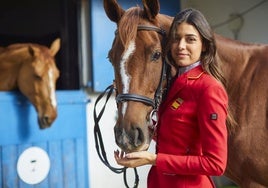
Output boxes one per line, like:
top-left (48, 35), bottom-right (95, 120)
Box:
top-left (104, 0), bottom-right (172, 152)
top-left (18, 39), bottom-right (60, 129)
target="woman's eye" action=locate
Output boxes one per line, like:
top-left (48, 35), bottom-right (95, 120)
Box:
top-left (187, 37), bottom-right (197, 43)
top-left (151, 51), bottom-right (162, 61)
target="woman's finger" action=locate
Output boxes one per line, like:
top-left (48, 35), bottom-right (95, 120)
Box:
top-left (120, 150), bottom-right (125, 158)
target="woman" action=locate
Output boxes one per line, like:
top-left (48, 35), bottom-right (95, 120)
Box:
top-left (114, 8), bottom-right (229, 187)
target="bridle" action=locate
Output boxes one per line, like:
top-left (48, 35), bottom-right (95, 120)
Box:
top-left (116, 25), bottom-right (168, 131)
top-left (116, 25), bottom-right (167, 110)
top-left (93, 24), bottom-right (169, 188)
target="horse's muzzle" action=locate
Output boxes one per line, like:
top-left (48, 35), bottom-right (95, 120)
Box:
top-left (114, 125), bottom-right (149, 152)
top-left (38, 115), bottom-right (56, 129)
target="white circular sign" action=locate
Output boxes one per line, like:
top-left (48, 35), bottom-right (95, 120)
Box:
top-left (17, 147), bottom-right (50, 185)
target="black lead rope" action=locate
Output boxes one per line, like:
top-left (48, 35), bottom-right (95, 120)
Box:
top-left (93, 84), bottom-right (139, 188)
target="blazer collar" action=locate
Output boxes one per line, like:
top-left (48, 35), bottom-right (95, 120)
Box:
top-left (178, 61), bottom-right (201, 76)
top-left (186, 65), bottom-right (204, 80)
top-left (171, 65), bottom-right (205, 93)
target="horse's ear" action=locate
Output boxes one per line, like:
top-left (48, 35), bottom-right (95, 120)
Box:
top-left (28, 46), bottom-right (45, 76)
top-left (28, 46), bottom-right (35, 57)
top-left (142, 0), bottom-right (160, 20)
top-left (50, 38), bottom-right (61, 56)
top-left (103, 0), bottom-right (125, 23)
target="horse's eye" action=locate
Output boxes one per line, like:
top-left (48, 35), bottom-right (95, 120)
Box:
top-left (151, 51), bottom-right (162, 62)
top-left (34, 74), bottom-right (42, 80)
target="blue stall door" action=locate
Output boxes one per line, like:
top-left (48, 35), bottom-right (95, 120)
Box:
top-left (0, 90), bottom-right (90, 188)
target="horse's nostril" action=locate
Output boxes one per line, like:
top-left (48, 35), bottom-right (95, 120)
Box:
top-left (38, 116), bottom-right (52, 129)
top-left (43, 116), bottom-right (50, 125)
top-left (114, 126), bottom-right (123, 145)
top-left (134, 127), bottom-right (144, 147)
top-left (114, 127), bottom-right (122, 139)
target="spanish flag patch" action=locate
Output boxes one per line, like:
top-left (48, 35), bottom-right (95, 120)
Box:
top-left (171, 98), bottom-right (183, 110)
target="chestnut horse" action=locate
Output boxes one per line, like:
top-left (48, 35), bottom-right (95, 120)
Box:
top-left (103, 0), bottom-right (268, 187)
top-left (0, 39), bottom-right (60, 129)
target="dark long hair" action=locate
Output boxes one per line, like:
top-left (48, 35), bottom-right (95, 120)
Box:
top-left (165, 8), bottom-right (225, 85)
top-left (165, 8), bottom-right (237, 133)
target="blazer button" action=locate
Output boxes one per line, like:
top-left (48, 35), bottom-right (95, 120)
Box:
top-left (186, 148), bottom-right (190, 154)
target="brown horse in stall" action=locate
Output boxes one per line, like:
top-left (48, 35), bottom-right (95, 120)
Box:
top-left (103, 0), bottom-right (268, 187)
top-left (0, 39), bottom-right (60, 129)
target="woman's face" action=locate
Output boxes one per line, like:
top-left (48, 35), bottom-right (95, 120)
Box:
top-left (171, 22), bottom-right (204, 67)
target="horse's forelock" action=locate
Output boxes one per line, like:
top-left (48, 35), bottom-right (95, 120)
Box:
top-left (29, 45), bottom-right (58, 68)
top-left (118, 7), bottom-right (141, 49)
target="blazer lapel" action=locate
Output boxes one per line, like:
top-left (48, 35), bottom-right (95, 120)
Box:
top-left (160, 74), bottom-right (187, 112)
top-left (159, 66), bottom-right (204, 112)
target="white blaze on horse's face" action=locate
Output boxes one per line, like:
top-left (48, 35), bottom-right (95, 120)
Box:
top-left (120, 41), bottom-right (136, 116)
top-left (48, 68), bottom-right (57, 108)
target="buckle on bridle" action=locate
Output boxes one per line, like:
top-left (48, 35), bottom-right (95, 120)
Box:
top-left (149, 109), bottom-right (158, 132)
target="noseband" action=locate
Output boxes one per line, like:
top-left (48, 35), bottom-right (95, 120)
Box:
top-left (115, 25), bottom-right (167, 110)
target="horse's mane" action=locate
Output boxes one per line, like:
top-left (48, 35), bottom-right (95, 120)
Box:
top-left (2, 43), bottom-right (53, 62)
top-left (118, 7), bottom-right (142, 49)
top-left (0, 45), bottom-right (30, 60)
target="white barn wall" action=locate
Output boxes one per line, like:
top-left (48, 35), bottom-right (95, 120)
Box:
top-left (180, 0), bottom-right (268, 43)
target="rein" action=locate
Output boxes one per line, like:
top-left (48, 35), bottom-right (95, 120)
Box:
top-left (93, 85), bottom-right (139, 188)
top-left (93, 24), bottom-right (168, 188)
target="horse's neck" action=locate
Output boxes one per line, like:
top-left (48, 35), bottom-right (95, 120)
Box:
top-left (0, 63), bottom-right (21, 91)
top-left (216, 34), bottom-right (268, 94)
top-left (216, 35), bottom-right (258, 82)
top-left (0, 47), bottom-right (5, 53)
top-left (0, 48), bottom-right (28, 90)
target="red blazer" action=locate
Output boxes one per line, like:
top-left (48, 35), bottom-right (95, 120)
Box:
top-left (148, 65), bottom-right (228, 188)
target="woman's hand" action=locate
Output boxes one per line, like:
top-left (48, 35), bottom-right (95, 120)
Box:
top-left (114, 150), bottom-right (157, 168)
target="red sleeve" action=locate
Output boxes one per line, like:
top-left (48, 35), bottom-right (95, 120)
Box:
top-left (156, 84), bottom-right (228, 176)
